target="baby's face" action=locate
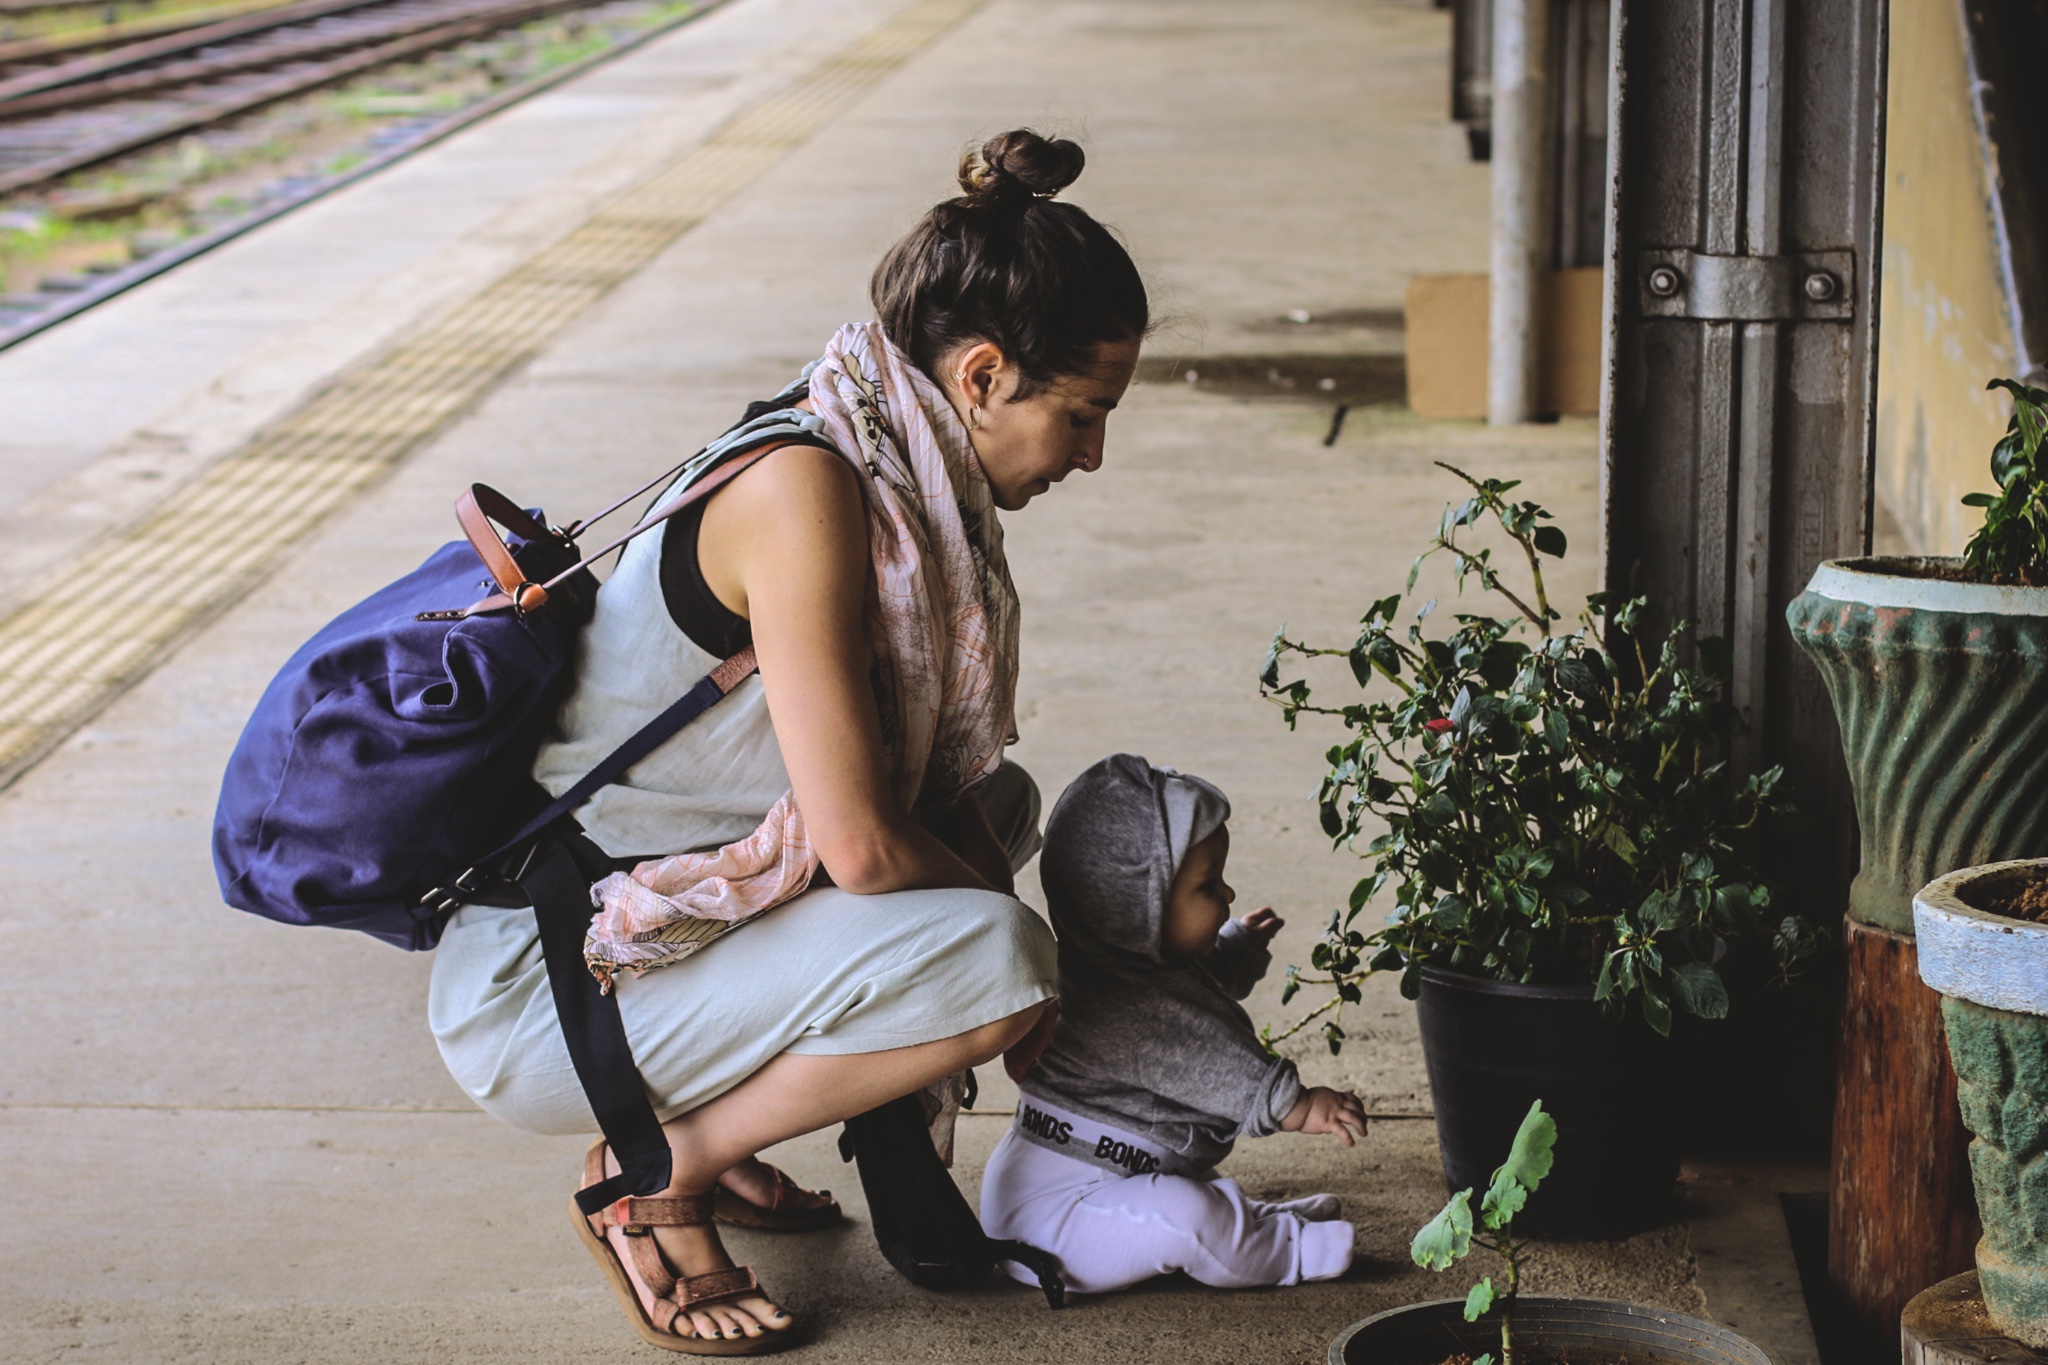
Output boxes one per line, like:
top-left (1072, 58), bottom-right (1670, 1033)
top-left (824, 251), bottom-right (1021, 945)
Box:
top-left (1162, 827), bottom-right (1236, 959)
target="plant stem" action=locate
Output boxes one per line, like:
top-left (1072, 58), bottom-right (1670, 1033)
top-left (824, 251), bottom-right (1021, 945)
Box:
top-left (1261, 992), bottom-right (1343, 1045)
top-left (1500, 1233), bottom-right (1521, 1365)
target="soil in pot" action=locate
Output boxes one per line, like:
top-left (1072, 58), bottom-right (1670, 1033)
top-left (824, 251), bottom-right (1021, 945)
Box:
top-left (1976, 876), bottom-right (2048, 923)
top-left (1418, 965), bottom-right (1679, 1241)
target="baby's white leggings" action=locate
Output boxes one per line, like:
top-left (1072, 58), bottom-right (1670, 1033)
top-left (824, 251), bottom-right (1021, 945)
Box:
top-left (980, 1126), bottom-right (1355, 1294)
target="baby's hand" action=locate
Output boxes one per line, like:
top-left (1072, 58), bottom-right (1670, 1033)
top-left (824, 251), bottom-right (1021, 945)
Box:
top-left (1238, 906), bottom-right (1284, 945)
top-left (1283, 1086), bottom-right (1369, 1147)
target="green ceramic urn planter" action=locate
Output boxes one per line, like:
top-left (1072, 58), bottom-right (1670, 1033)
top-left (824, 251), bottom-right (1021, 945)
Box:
top-left (1786, 558), bottom-right (2048, 937)
top-left (1915, 860), bottom-right (2048, 1349)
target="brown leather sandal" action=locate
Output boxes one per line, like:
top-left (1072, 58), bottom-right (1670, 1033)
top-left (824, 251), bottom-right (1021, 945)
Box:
top-left (572, 1140), bottom-right (796, 1356)
top-left (713, 1162), bottom-right (844, 1232)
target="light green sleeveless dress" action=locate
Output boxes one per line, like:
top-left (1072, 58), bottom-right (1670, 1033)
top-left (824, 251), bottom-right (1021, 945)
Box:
top-left (427, 419), bottom-right (1055, 1135)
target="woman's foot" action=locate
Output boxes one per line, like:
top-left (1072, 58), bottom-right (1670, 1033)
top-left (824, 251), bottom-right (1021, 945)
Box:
top-left (720, 1154), bottom-right (839, 1227)
top-left (604, 1149), bottom-right (794, 1343)
top-left (650, 1220), bottom-right (793, 1342)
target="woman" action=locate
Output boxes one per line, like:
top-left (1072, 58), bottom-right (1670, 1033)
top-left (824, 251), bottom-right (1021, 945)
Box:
top-left (428, 129), bottom-right (1149, 1353)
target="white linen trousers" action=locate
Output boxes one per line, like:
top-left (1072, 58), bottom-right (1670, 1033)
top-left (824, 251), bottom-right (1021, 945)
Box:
top-left (980, 1097), bottom-right (1355, 1294)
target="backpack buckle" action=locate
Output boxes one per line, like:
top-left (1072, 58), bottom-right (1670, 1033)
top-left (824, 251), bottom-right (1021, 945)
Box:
top-left (418, 866), bottom-right (484, 916)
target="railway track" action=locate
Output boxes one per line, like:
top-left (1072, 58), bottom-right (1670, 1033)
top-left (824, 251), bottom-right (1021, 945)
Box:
top-left (0, 0), bottom-right (617, 195)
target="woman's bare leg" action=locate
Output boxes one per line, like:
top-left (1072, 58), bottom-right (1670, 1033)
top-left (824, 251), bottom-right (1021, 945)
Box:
top-left (603, 1000), bottom-right (1049, 1341)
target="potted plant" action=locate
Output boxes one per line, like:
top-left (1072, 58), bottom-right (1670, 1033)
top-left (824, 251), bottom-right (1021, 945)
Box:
top-left (1261, 465), bottom-right (1818, 1238)
top-left (1914, 861), bottom-right (2048, 1349)
top-left (1786, 378), bottom-right (2048, 1327)
top-left (1328, 1101), bottom-right (1774, 1365)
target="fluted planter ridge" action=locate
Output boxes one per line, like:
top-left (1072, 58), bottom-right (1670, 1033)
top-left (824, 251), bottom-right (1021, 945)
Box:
top-left (1785, 558), bottom-right (2048, 935)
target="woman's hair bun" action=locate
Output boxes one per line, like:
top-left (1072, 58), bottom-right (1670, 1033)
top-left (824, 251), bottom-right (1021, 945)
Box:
top-left (958, 129), bottom-right (1086, 203)
top-left (875, 128), bottom-right (1145, 394)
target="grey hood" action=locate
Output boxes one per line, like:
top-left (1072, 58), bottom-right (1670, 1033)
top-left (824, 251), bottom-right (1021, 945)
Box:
top-left (1023, 754), bottom-right (1302, 1169)
top-left (1042, 753), bottom-right (1231, 965)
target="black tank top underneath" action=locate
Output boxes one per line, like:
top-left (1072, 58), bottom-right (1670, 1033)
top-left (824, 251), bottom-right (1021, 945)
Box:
top-left (659, 498), bottom-right (752, 660)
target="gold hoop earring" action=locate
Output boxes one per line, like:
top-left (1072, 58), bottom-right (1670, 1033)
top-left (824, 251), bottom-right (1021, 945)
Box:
top-left (968, 405), bottom-right (983, 431)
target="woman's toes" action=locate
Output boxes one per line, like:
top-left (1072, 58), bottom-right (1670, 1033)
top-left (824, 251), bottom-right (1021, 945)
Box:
top-left (684, 1309), bottom-right (722, 1341)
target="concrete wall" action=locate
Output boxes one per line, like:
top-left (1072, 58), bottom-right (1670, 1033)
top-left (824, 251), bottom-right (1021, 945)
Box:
top-left (1873, 0), bottom-right (2019, 554)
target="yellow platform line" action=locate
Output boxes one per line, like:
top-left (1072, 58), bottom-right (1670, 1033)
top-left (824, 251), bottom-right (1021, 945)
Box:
top-left (0, 0), bottom-right (985, 788)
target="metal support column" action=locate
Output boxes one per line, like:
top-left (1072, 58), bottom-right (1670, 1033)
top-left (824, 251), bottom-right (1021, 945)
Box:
top-left (1602, 0), bottom-right (1878, 907)
top-left (1600, 0), bottom-right (1957, 1343)
top-left (1489, 0), bottom-right (1551, 425)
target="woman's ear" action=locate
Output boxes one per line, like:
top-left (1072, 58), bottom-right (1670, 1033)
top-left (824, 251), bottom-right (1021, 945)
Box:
top-left (950, 341), bottom-right (1007, 408)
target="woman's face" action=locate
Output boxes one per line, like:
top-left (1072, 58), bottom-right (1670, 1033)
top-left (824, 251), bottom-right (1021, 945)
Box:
top-left (942, 338), bottom-right (1142, 511)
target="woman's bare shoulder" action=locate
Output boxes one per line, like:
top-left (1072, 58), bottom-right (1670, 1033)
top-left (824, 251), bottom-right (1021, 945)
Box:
top-left (698, 441), bottom-right (866, 611)
top-left (720, 441), bottom-right (861, 519)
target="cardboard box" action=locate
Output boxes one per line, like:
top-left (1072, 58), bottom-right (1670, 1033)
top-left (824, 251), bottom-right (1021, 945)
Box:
top-left (1404, 267), bottom-right (1604, 419)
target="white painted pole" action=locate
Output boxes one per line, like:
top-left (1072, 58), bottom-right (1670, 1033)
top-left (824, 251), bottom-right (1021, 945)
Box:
top-left (1489, 0), bottom-right (1551, 425)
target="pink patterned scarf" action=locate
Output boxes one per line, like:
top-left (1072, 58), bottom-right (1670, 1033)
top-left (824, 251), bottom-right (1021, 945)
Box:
top-left (582, 322), bottom-right (1021, 984)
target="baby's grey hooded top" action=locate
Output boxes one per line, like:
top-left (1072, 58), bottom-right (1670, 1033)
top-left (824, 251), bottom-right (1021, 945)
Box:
top-left (1021, 753), bottom-right (1305, 1171)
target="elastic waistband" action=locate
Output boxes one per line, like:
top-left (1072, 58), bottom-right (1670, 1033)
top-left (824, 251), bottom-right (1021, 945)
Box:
top-left (1011, 1095), bottom-right (1192, 1178)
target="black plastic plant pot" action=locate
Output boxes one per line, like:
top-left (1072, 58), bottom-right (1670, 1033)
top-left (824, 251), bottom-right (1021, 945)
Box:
top-left (1328, 1297), bottom-right (1777, 1365)
top-left (1417, 964), bottom-right (1680, 1240)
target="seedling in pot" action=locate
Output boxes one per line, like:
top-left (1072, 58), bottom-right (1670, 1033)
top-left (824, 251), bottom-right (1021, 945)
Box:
top-left (1411, 1099), bottom-right (1556, 1365)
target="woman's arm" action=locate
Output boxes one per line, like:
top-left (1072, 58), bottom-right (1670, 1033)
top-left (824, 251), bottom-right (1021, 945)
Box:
top-left (697, 444), bottom-right (993, 896)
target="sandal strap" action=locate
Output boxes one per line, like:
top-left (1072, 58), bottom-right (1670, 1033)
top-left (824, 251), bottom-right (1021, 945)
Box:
top-left (621, 1230), bottom-right (679, 1303)
top-left (760, 1163), bottom-right (794, 1214)
top-left (580, 1142), bottom-right (715, 1229)
top-left (677, 1265), bottom-right (763, 1309)
top-left (607, 1193), bottom-right (714, 1229)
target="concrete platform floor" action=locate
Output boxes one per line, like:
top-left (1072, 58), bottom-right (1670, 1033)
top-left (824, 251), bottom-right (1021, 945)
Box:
top-left (0, 0), bottom-right (1818, 1360)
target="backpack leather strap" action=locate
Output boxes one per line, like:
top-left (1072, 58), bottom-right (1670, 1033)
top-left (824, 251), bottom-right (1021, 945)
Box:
top-left (454, 485), bottom-right (555, 613)
top-left (456, 438), bottom-right (805, 618)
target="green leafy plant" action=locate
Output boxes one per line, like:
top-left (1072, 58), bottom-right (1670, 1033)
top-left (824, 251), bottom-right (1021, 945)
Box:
top-left (1961, 378), bottom-right (2048, 586)
top-left (1411, 1100), bottom-right (1557, 1365)
top-left (1259, 465), bottom-right (1817, 1053)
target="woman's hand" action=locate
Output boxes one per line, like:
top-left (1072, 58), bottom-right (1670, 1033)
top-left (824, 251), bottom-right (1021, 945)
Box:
top-left (697, 445), bottom-right (991, 896)
top-left (1282, 1086), bottom-right (1370, 1147)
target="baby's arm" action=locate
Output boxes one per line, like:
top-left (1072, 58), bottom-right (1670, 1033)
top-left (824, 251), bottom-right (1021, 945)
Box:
top-left (1282, 1087), bottom-right (1370, 1147)
top-left (1207, 908), bottom-right (1284, 999)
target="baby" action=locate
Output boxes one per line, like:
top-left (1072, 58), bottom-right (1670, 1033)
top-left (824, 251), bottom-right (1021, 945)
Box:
top-left (981, 753), bottom-right (1367, 1295)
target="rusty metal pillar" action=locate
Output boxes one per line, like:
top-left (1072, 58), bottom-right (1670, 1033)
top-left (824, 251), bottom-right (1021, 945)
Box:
top-left (1599, 0), bottom-right (1970, 1346)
